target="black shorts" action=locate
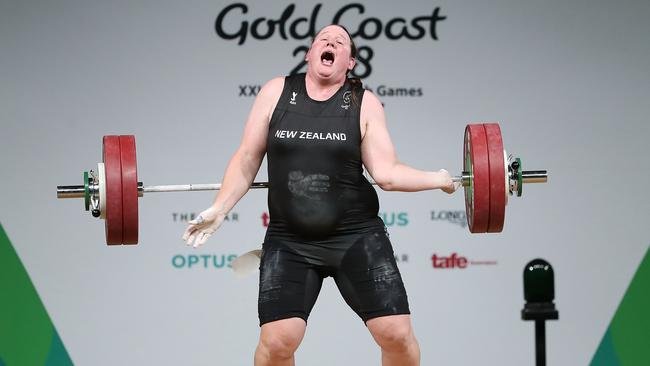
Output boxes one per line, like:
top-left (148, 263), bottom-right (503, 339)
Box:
top-left (258, 228), bottom-right (410, 326)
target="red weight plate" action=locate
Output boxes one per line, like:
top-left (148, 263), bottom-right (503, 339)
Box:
top-left (484, 123), bottom-right (506, 233)
top-left (119, 135), bottom-right (139, 244)
top-left (103, 136), bottom-right (123, 245)
top-left (464, 124), bottom-right (490, 233)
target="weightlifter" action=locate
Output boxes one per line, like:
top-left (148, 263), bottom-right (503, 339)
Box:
top-left (182, 24), bottom-right (460, 366)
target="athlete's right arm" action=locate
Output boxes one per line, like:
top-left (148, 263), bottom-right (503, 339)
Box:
top-left (182, 77), bottom-right (285, 247)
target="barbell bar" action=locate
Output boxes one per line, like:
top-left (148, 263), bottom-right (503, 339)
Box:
top-left (56, 123), bottom-right (548, 244)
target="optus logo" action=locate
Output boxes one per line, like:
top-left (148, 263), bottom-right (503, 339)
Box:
top-left (431, 253), bottom-right (497, 269)
top-left (430, 210), bottom-right (466, 228)
top-left (380, 212), bottom-right (408, 227)
top-left (172, 254), bottom-right (237, 269)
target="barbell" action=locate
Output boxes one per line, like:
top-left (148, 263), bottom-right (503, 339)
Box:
top-left (56, 123), bottom-right (547, 245)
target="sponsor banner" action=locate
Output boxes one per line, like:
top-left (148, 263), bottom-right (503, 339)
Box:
top-left (171, 254), bottom-right (238, 269)
top-left (261, 212), bottom-right (270, 227)
top-left (238, 83), bottom-right (424, 99)
top-left (431, 210), bottom-right (467, 229)
top-left (431, 252), bottom-right (497, 269)
top-left (223, 2), bottom-right (443, 100)
top-left (215, 3), bottom-right (447, 79)
top-left (380, 212), bottom-right (409, 227)
top-left (172, 212), bottom-right (239, 223)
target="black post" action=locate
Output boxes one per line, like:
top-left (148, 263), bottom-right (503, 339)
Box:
top-left (535, 319), bottom-right (546, 366)
top-left (522, 259), bottom-right (558, 366)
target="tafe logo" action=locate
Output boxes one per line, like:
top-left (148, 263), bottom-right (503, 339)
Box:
top-left (431, 253), bottom-right (498, 269)
top-left (432, 253), bottom-right (468, 269)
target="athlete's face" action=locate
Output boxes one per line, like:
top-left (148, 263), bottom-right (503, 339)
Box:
top-left (306, 25), bottom-right (356, 80)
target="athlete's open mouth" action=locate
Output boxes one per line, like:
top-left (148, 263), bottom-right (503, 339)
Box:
top-left (321, 51), bottom-right (335, 66)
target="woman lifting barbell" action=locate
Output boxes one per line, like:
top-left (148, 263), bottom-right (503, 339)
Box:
top-left (182, 24), bottom-right (459, 366)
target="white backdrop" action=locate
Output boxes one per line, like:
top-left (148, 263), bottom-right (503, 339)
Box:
top-left (1, 0), bottom-right (649, 365)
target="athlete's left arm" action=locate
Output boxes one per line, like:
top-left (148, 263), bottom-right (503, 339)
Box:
top-left (360, 91), bottom-right (456, 193)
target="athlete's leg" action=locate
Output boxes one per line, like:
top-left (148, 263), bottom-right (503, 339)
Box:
top-left (254, 317), bottom-right (306, 366)
top-left (366, 314), bottom-right (420, 366)
top-left (334, 230), bottom-right (416, 365)
top-left (256, 240), bottom-right (324, 365)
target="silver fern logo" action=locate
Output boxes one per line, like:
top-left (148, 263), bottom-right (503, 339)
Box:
top-left (341, 91), bottom-right (351, 110)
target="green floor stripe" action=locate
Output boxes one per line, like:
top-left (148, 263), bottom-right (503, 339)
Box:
top-left (591, 246), bottom-right (650, 365)
top-left (591, 329), bottom-right (620, 366)
top-left (45, 330), bottom-right (73, 366)
top-left (610, 246), bottom-right (650, 365)
top-left (0, 223), bottom-right (73, 365)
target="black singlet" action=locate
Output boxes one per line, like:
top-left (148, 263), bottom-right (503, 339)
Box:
top-left (265, 73), bottom-right (384, 240)
top-left (258, 74), bottom-right (410, 326)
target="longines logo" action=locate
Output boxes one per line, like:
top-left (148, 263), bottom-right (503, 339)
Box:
top-left (431, 253), bottom-right (497, 269)
top-left (172, 212), bottom-right (239, 223)
top-left (216, 3), bottom-right (446, 79)
top-left (430, 210), bottom-right (467, 228)
top-left (172, 254), bottom-right (238, 269)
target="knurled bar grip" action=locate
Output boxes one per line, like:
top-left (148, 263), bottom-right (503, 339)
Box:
top-left (57, 175), bottom-right (478, 198)
top-left (56, 171), bottom-right (547, 198)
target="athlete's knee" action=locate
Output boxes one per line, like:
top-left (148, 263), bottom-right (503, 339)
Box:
top-left (258, 319), bottom-right (305, 360)
top-left (375, 327), bottom-right (414, 353)
top-left (367, 316), bottom-right (416, 353)
top-left (258, 337), bottom-right (297, 361)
